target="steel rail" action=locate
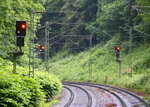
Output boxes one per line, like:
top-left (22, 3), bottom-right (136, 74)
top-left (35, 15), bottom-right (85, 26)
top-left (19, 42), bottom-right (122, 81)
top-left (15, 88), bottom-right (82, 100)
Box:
top-left (63, 86), bottom-right (75, 107)
top-left (93, 85), bottom-right (127, 107)
top-left (64, 82), bottom-right (127, 107)
top-left (63, 81), bottom-right (149, 107)
top-left (86, 83), bottom-right (150, 107)
top-left (64, 84), bottom-right (92, 107)
top-left (100, 84), bottom-right (150, 107)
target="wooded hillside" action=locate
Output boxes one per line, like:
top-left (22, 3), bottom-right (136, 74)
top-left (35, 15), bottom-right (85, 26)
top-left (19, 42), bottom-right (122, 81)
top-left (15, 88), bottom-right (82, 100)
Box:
top-left (36, 0), bottom-right (150, 56)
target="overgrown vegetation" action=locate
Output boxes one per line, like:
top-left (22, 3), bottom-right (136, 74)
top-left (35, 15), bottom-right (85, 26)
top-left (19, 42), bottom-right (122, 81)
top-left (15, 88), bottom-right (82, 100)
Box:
top-left (0, 71), bottom-right (45, 107)
top-left (35, 72), bottom-right (62, 100)
top-left (0, 0), bottom-right (63, 106)
top-left (37, 0), bottom-right (150, 55)
top-left (0, 0), bottom-right (150, 106)
top-left (0, 58), bottom-right (62, 107)
top-left (48, 40), bottom-right (150, 94)
top-left (35, 0), bottom-right (150, 95)
top-left (0, 0), bottom-right (45, 59)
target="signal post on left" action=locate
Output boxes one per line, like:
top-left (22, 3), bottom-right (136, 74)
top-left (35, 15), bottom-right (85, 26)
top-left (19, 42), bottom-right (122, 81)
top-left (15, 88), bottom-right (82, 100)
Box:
top-left (12, 21), bottom-right (26, 73)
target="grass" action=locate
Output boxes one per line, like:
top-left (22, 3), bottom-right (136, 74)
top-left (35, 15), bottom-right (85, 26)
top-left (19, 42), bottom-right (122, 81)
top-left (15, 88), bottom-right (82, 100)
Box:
top-left (47, 39), bottom-right (150, 95)
top-left (42, 99), bottom-right (59, 107)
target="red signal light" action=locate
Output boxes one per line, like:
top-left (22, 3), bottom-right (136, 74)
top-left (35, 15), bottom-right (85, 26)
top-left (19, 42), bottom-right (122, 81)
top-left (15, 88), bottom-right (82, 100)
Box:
top-left (115, 46), bottom-right (121, 51)
top-left (115, 46), bottom-right (121, 59)
top-left (116, 46), bottom-right (121, 51)
top-left (16, 21), bottom-right (26, 36)
top-left (41, 46), bottom-right (45, 50)
top-left (39, 45), bottom-right (45, 52)
top-left (21, 24), bottom-right (26, 29)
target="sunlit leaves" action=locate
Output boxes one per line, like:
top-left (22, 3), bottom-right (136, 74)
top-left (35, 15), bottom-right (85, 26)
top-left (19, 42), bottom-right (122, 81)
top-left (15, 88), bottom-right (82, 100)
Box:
top-left (0, 0), bottom-right (44, 58)
top-left (0, 58), bottom-right (62, 106)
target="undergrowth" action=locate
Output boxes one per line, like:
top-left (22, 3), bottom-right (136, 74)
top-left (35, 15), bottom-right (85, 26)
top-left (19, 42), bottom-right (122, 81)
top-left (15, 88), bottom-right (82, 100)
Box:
top-left (48, 41), bottom-right (150, 94)
top-left (0, 58), bottom-right (62, 107)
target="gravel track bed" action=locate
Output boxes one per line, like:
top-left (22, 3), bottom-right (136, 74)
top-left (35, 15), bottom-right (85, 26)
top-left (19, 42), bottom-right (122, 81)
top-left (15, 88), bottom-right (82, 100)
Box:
top-left (66, 85), bottom-right (90, 107)
top-left (105, 87), bottom-right (146, 107)
top-left (52, 82), bottom-right (149, 107)
top-left (52, 87), bottom-right (72, 107)
top-left (81, 86), bottom-right (122, 107)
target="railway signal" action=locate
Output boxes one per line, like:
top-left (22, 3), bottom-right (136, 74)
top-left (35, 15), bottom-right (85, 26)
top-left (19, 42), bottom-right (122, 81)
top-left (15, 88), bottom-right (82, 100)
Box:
top-left (39, 45), bottom-right (46, 52)
top-left (115, 45), bottom-right (122, 77)
top-left (16, 21), bottom-right (26, 47)
top-left (16, 21), bottom-right (26, 36)
top-left (13, 21), bottom-right (26, 74)
top-left (115, 46), bottom-right (121, 59)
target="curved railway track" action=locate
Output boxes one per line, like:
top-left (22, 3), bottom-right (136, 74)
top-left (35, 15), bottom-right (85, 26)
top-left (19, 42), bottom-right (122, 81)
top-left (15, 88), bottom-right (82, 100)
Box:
top-left (63, 84), bottom-right (92, 107)
top-left (63, 82), bottom-right (127, 107)
top-left (62, 81), bottom-right (149, 107)
top-left (63, 86), bottom-right (75, 107)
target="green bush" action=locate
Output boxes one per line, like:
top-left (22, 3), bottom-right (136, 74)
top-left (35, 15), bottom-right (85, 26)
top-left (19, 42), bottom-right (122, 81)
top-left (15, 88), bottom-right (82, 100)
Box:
top-left (0, 71), bottom-right (45, 107)
top-left (35, 72), bottom-right (62, 100)
top-left (0, 57), bottom-right (63, 106)
top-left (22, 77), bottom-right (45, 106)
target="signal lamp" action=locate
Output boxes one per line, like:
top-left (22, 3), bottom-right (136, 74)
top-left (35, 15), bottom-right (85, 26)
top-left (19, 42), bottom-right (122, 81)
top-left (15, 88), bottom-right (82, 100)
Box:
top-left (21, 24), bottom-right (26, 29)
top-left (115, 46), bottom-right (121, 59)
top-left (115, 46), bottom-right (121, 53)
top-left (16, 21), bottom-right (26, 36)
top-left (39, 45), bottom-right (45, 52)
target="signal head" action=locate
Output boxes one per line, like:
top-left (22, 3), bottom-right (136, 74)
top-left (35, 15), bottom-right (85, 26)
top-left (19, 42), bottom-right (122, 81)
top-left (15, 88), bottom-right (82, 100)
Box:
top-left (21, 24), bottom-right (26, 29)
top-left (115, 46), bottom-right (121, 55)
top-left (115, 46), bottom-right (121, 51)
top-left (16, 21), bottom-right (26, 36)
top-left (39, 45), bottom-right (45, 52)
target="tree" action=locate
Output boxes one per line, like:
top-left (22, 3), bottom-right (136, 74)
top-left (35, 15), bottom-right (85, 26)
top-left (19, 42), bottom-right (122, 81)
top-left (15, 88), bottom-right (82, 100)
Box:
top-left (0, 0), bottom-right (44, 58)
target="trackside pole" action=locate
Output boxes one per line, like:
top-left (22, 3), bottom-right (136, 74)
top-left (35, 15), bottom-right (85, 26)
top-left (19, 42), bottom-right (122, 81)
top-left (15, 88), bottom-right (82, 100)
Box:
top-left (118, 60), bottom-right (121, 77)
top-left (29, 11), bottom-right (35, 78)
top-left (12, 54), bottom-right (17, 74)
top-left (115, 45), bottom-right (121, 77)
top-left (12, 51), bottom-right (24, 74)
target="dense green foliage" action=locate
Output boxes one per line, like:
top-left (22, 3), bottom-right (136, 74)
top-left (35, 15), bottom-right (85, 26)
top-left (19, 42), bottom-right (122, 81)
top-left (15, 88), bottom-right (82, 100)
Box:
top-left (0, 0), bottom-right (63, 106)
top-left (37, 0), bottom-right (150, 55)
top-left (0, 60), bottom-right (45, 106)
top-left (0, 0), bottom-right (150, 106)
top-left (37, 0), bottom-right (98, 55)
top-left (136, 0), bottom-right (150, 35)
top-left (35, 72), bottom-right (62, 100)
top-left (49, 41), bottom-right (150, 94)
top-left (37, 0), bottom-right (150, 94)
top-left (0, 0), bottom-right (44, 59)
top-left (0, 58), bottom-right (62, 106)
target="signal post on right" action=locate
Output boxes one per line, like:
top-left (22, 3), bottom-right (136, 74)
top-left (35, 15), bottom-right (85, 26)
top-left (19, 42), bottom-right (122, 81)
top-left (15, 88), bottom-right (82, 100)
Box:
top-left (115, 45), bottom-right (122, 77)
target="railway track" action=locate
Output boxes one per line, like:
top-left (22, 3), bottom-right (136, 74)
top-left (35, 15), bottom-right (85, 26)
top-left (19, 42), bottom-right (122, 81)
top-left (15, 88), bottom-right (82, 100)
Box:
top-left (63, 86), bottom-right (74, 107)
top-left (63, 84), bottom-right (92, 107)
top-left (63, 82), bottom-right (126, 107)
top-left (62, 82), bottom-right (149, 107)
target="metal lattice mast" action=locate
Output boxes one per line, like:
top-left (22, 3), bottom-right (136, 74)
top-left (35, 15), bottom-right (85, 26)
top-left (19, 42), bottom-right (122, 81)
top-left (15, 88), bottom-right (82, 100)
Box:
top-left (29, 11), bottom-right (35, 78)
top-left (44, 21), bottom-right (49, 72)
top-left (129, 28), bottom-right (133, 77)
top-left (88, 35), bottom-right (93, 78)
top-left (47, 22), bottom-right (50, 73)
